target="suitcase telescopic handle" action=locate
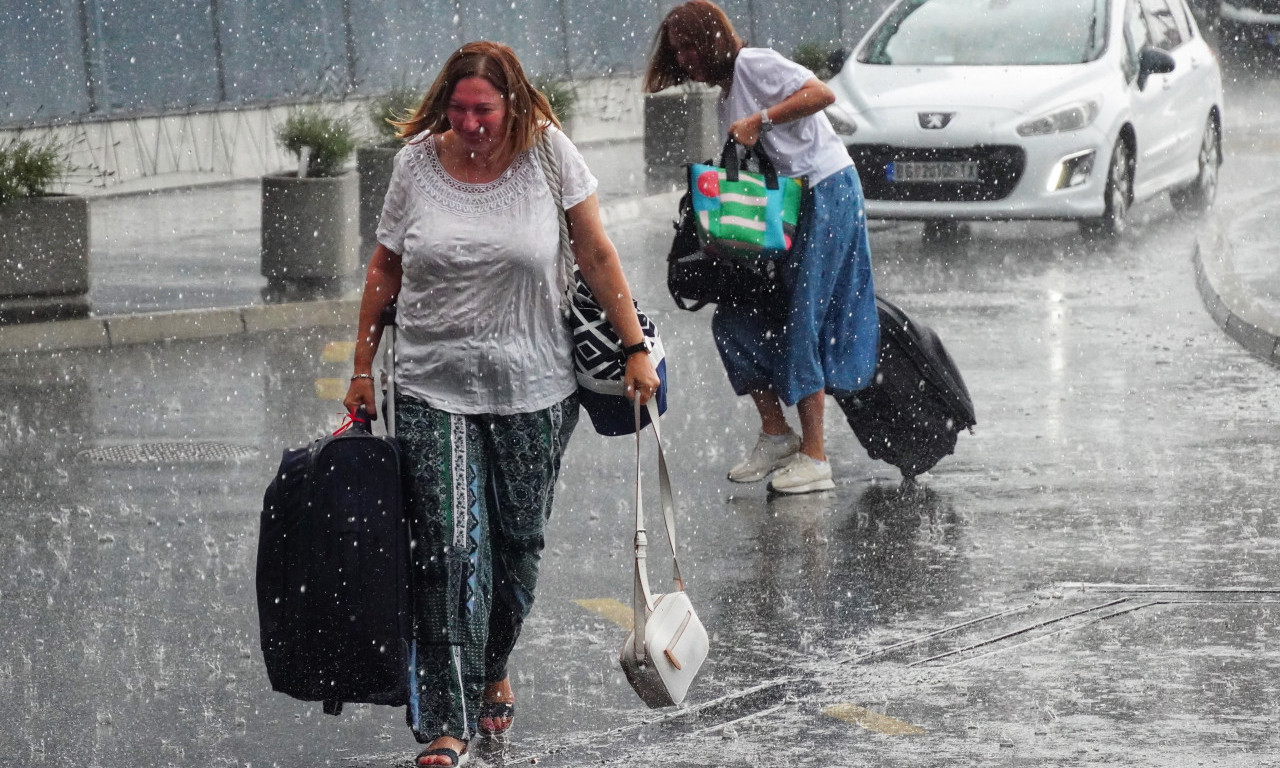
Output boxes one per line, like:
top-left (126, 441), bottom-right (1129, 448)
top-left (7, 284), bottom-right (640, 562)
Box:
top-left (381, 304), bottom-right (397, 438)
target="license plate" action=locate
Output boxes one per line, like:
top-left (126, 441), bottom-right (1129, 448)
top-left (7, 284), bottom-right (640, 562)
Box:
top-left (887, 160), bottom-right (980, 183)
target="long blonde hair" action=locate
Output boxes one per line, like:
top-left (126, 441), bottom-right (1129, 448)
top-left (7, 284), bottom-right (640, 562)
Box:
top-left (393, 41), bottom-right (560, 153)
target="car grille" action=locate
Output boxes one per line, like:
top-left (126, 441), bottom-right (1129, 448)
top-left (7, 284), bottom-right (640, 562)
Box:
top-left (847, 144), bottom-right (1027, 202)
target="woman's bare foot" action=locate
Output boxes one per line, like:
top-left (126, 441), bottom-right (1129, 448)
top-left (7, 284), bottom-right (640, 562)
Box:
top-left (416, 735), bottom-right (467, 766)
top-left (478, 677), bottom-right (515, 735)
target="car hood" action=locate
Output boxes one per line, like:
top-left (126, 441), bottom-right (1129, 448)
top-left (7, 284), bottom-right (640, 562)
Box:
top-left (835, 62), bottom-right (1104, 119)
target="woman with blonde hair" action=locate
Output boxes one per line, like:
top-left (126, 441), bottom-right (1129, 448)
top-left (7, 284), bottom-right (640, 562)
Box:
top-left (344, 40), bottom-right (660, 766)
top-left (646, 1), bottom-right (878, 495)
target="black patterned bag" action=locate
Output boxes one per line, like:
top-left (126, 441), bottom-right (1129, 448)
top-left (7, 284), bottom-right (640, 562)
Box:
top-left (564, 269), bottom-right (668, 435)
top-left (536, 132), bottom-right (669, 436)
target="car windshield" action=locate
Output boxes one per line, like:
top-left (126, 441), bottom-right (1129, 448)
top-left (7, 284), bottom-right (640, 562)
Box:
top-left (859, 0), bottom-right (1110, 66)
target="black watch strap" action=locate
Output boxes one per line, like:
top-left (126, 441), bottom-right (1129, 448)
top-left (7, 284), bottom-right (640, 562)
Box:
top-left (621, 341), bottom-right (649, 359)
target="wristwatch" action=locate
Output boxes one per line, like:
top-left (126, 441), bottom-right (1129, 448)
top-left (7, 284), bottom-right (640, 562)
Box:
top-left (759, 109), bottom-right (774, 134)
top-left (620, 341), bottom-right (650, 361)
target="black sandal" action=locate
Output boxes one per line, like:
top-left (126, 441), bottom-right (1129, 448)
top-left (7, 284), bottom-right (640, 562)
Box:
top-left (416, 745), bottom-right (469, 767)
top-left (478, 700), bottom-right (516, 736)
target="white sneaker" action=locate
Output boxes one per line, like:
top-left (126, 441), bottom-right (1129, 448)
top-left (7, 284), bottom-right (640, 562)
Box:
top-left (767, 453), bottom-right (835, 495)
top-left (727, 431), bottom-right (801, 483)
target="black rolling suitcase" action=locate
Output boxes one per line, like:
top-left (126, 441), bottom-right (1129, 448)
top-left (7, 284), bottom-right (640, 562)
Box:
top-left (256, 310), bottom-right (410, 715)
top-left (834, 294), bottom-right (976, 481)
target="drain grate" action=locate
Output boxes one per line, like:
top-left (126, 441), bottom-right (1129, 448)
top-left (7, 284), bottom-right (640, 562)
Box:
top-left (78, 442), bottom-right (260, 464)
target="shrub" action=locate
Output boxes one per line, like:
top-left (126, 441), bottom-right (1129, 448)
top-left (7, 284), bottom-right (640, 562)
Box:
top-left (276, 107), bottom-right (356, 178)
top-left (792, 42), bottom-right (842, 81)
top-left (533, 77), bottom-right (580, 125)
top-left (0, 137), bottom-right (70, 205)
top-left (366, 84), bottom-right (423, 145)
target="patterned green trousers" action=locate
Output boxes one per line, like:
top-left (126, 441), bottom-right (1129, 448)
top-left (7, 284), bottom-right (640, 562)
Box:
top-left (395, 392), bottom-right (578, 743)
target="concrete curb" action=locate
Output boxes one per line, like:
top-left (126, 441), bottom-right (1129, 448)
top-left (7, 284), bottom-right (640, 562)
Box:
top-left (0, 191), bottom-right (684, 356)
top-left (0, 298), bottom-right (362, 355)
top-left (1192, 190), bottom-right (1280, 366)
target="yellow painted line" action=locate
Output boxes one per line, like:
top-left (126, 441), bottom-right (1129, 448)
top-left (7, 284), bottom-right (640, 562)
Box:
top-left (315, 377), bottom-right (348, 401)
top-left (322, 341), bottom-right (356, 363)
top-left (823, 704), bottom-right (926, 735)
top-left (573, 598), bottom-right (633, 630)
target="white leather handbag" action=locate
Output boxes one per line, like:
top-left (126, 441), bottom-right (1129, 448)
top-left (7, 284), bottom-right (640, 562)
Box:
top-left (618, 399), bottom-right (709, 708)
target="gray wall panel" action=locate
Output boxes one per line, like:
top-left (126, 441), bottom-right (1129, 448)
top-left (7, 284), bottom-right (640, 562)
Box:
top-left (0, 0), bottom-right (93, 122)
top-left (86, 0), bottom-right (221, 111)
top-left (564, 0), bottom-right (664, 77)
top-left (459, 0), bottom-right (564, 79)
top-left (215, 0), bottom-right (351, 102)
top-left (0, 0), bottom-right (896, 127)
top-left (349, 0), bottom-right (460, 95)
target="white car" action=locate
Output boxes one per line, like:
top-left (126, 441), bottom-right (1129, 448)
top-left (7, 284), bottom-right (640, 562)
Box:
top-left (825, 0), bottom-right (1224, 239)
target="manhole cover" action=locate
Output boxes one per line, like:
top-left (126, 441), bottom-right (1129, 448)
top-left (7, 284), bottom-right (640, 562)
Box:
top-left (78, 442), bottom-right (260, 464)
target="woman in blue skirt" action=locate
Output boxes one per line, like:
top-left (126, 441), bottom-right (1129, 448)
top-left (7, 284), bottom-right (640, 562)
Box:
top-left (645, 0), bottom-right (879, 494)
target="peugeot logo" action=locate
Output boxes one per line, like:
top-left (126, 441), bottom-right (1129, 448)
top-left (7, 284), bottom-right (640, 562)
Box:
top-left (919, 112), bottom-right (955, 129)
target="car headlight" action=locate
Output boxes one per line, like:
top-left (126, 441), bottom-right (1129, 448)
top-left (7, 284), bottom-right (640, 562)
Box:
top-left (823, 103), bottom-right (858, 136)
top-left (1017, 100), bottom-right (1101, 137)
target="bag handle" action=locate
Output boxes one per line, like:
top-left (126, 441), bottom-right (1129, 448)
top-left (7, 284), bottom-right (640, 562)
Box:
top-left (631, 398), bottom-right (684, 660)
top-left (718, 138), bottom-right (780, 191)
top-left (533, 129), bottom-right (576, 313)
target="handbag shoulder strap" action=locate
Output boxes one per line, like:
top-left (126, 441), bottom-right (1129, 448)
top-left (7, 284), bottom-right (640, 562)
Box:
top-left (533, 129), bottom-right (576, 308)
top-left (631, 398), bottom-right (685, 652)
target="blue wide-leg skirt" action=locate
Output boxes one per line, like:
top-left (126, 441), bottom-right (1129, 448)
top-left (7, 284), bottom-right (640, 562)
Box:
top-left (712, 165), bottom-right (879, 406)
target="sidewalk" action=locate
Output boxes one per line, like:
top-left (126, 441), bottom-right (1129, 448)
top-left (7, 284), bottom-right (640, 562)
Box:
top-left (0, 137), bottom-right (681, 355)
top-left (1193, 184), bottom-right (1280, 366)
top-left (2, 132), bottom-right (1277, 361)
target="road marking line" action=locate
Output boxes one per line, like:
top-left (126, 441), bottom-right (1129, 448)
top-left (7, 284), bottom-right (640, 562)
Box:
top-left (322, 341), bottom-right (356, 362)
top-left (315, 377), bottom-right (347, 401)
top-left (573, 598), bottom-right (633, 630)
top-left (823, 704), bottom-right (926, 735)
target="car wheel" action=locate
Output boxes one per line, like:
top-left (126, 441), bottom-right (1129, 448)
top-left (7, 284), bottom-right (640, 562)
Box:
top-left (1170, 115), bottom-right (1220, 215)
top-left (1080, 139), bottom-right (1132, 241)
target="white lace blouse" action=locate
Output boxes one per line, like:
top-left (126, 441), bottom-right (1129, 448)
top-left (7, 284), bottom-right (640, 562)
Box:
top-left (376, 127), bottom-right (598, 415)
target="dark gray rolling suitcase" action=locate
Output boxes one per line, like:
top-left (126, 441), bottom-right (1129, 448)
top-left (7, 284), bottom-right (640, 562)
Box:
top-left (257, 310), bottom-right (410, 715)
top-left (835, 294), bottom-right (976, 482)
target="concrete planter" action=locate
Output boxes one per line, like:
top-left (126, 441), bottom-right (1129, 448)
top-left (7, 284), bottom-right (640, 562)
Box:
top-left (356, 145), bottom-right (398, 256)
top-left (260, 171), bottom-right (358, 300)
top-left (0, 195), bottom-right (91, 323)
top-left (644, 87), bottom-right (721, 171)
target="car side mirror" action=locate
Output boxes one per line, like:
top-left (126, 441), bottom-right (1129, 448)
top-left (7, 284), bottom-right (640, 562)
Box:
top-left (827, 48), bottom-right (850, 76)
top-left (1137, 47), bottom-right (1175, 89)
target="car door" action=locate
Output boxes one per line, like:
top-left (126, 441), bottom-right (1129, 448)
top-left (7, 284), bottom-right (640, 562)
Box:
top-left (1122, 0), bottom-right (1173, 199)
top-left (1130, 0), bottom-right (1201, 195)
top-left (1164, 0), bottom-right (1218, 176)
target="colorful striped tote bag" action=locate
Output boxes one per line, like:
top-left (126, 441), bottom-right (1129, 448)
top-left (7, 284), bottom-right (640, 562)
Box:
top-left (687, 140), bottom-right (807, 260)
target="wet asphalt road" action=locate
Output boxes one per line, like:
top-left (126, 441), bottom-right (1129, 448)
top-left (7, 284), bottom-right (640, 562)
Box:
top-left (4, 49), bottom-right (1280, 768)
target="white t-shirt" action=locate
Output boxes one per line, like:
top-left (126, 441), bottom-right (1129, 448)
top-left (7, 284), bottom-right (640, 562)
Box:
top-left (376, 127), bottom-right (597, 415)
top-left (718, 48), bottom-right (853, 185)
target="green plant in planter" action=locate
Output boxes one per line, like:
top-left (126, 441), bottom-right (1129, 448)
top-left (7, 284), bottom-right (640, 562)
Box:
top-left (366, 84), bottom-right (422, 146)
top-left (792, 41), bottom-right (840, 81)
top-left (276, 107), bottom-right (356, 178)
top-left (533, 77), bottom-right (580, 125)
top-left (0, 137), bottom-right (70, 205)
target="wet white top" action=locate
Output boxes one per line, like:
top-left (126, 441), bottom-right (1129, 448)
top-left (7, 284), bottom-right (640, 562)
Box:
top-left (376, 127), bottom-right (597, 415)
top-left (718, 48), bottom-right (853, 185)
